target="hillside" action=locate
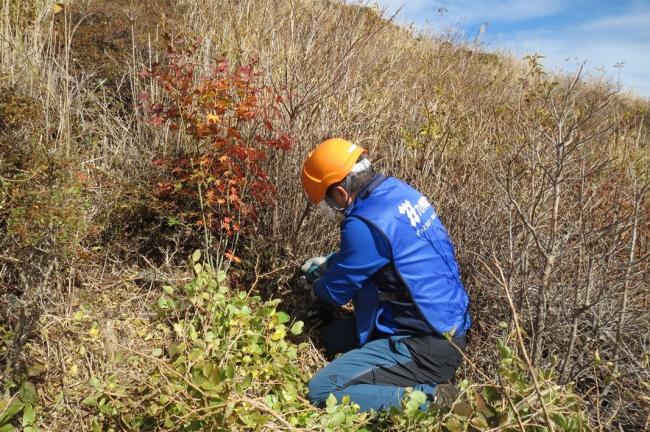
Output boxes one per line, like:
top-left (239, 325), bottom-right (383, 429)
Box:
top-left (1, 0), bottom-right (648, 430)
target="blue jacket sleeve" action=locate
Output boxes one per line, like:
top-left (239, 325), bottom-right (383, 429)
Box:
top-left (314, 217), bottom-right (391, 306)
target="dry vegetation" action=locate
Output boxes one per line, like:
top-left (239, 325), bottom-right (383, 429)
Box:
top-left (1, 0), bottom-right (648, 430)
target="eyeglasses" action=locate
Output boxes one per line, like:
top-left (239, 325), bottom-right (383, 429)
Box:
top-left (324, 193), bottom-right (345, 212)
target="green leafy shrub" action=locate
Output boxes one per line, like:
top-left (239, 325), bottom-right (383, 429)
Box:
top-left (0, 381), bottom-right (39, 432)
top-left (82, 251), bottom-right (368, 430)
top-left (77, 252), bottom-right (593, 431)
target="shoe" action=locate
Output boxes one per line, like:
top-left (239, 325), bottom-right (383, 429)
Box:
top-left (431, 383), bottom-right (459, 409)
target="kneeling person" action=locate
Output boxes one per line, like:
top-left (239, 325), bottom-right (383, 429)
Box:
top-left (300, 138), bottom-right (471, 412)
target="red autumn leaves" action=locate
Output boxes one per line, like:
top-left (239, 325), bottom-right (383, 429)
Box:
top-left (141, 38), bottom-right (291, 238)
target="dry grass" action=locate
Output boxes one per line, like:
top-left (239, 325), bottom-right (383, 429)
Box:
top-left (1, 0), bottom-right (648, 430)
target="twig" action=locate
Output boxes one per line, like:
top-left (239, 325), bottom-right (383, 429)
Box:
top-left (486, 256), bottom-right (556, 431)
top-left (498, 373), bottom-right (527, 432)
top-left (289, 201), bottom-right (312, 253)
top-left (235, 397), bottom-right (302, 430)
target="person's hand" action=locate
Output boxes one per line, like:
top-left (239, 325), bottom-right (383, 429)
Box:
top-left (300, 254), bottom-right (332, 284)
top-left (300, 255), bottom-right (328, 284)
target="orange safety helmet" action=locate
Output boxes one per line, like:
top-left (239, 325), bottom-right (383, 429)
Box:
top-left (301, 138), bottom-right (367, 204)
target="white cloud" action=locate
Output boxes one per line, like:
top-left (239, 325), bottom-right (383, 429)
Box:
top-left (579, 11), bottom-right (650, 32)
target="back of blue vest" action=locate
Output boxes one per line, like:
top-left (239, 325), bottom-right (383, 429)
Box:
top-left (349, 177), bottom-right (471, 338)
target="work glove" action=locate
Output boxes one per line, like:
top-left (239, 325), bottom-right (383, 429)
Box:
top-left (300, 253), bottom-right (334, 285)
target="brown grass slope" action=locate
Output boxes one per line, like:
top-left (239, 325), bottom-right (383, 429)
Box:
top-left (1, 0), bottom-right (648, 430)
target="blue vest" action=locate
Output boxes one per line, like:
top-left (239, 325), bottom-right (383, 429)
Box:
top-left (348, 177), bottom-right (471, 344)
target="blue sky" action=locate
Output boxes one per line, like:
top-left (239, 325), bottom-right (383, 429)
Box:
top-left (366, 0), bottom-right (650, 97)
